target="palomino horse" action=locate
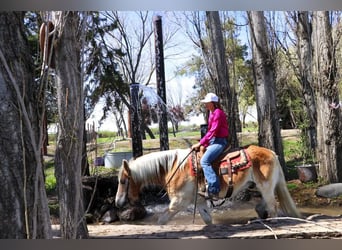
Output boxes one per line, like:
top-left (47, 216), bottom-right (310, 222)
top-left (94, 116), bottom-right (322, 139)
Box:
top-left (115, 145), bottom-right (301, 225)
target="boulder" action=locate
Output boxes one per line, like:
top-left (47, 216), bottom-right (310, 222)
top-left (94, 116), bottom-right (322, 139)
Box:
top-left (315, 183), bottom-right (342, 198)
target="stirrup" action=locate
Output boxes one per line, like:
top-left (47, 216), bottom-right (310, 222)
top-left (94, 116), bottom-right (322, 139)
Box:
top-left (197, 190), bottom-right (220, 201)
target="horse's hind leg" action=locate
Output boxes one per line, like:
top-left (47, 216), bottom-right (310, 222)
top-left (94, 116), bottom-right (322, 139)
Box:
top-left (255, 187), bottom-right (278, 218)
top-left (255, 199), bottom-right (268, 219)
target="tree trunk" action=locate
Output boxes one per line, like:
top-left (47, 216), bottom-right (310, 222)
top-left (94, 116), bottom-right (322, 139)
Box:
top-left (53, 11), bottom-right (89, 238)
top-left (312, 11), bottom-right (342, 183)
top-left (0, 11), bottom-right (52, 238)
top-left (247, 11), bottom-right (287, 177)
top-left (295, 11), bottom-right (317, 154)
top-left (205, 11), bottom-right (238, 148)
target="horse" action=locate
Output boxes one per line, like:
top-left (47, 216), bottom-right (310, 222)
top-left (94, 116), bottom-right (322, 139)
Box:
top-left (115, 145), bottom-right (302, 225)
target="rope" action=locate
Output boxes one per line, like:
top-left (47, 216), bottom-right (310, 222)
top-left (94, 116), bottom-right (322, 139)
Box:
top-left (192, 151), bottom-right (198, 224)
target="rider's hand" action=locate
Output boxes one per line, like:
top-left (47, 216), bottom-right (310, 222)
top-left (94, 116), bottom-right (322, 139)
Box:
top-left (191, 142), bottom-right (201, 151)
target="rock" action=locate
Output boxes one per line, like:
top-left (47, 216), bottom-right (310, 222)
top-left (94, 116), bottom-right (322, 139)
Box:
top-left (101, 208), bottom-right (119, 223)
top-left (315, 183), bottom-right (342, 198)
top-left (118, 205), bottom-right (147, 221)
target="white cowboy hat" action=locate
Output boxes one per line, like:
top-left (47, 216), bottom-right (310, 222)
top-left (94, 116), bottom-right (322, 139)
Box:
top-left (200, 93), bottom-right (219, 103)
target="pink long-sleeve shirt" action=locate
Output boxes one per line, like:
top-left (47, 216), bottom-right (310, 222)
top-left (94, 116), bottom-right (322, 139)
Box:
top-left (199, 108), bottom-right (229, 148)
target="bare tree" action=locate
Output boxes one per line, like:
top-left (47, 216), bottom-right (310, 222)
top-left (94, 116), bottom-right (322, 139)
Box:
top-left (273, 11), bottom-right (317, 157)
top-left (52, 11), bottom-right (88, 238)
top-left (294, 11), bottom-right (317, 139)
top-left (0, 11), bottom-right (52, 239)
top-left (247, 11), bottom-right (287, 176)
top-left (312, 11), bottom-right (342, 183)
top-left (205, 11), bottom-right (238, 147)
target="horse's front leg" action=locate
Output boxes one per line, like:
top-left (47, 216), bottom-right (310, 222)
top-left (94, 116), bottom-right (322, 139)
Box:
top-left (157, 207), bottom-right (180, 225)
top-left (196, 196), bottom-right (213, 225)
top-left (157, 195), bottom-right (188, 225)
top-left (157, 181), bottom-right (197, 225)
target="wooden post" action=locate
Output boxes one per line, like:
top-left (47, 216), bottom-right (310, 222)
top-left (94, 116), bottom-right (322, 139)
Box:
top-left (130, 84), bottom-right (143, 158)
top-left (153, 15), bottom-right (169, 151)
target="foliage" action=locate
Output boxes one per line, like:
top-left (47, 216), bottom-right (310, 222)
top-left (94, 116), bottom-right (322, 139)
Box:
top-left (45, 174), bottom-right (57, 195)
top-left (44, 161), bottom-right (56, 194)
top-left (275, 49), bottom-right (303, 129)
top-left (83, 12), bottom-right (128, 123)
top-left (178, 14), bottom-right (254, 124)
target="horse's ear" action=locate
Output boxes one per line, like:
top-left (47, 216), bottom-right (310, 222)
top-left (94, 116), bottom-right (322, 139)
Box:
top-left (122, 159), bottom-right (131, 176)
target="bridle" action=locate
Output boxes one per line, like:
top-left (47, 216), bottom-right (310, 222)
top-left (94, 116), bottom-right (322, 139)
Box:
top-left (119, 174), bottom-right (136, 207)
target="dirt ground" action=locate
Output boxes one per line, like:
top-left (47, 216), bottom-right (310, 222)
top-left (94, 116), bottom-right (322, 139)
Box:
top-left (51, 180), bottom-right (342, 239)
top-left (288, 179), bottom-right (342, 208)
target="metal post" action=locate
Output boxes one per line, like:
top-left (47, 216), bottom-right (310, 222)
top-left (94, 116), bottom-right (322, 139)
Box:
top-left (153, 15), bottom-right (169, 151)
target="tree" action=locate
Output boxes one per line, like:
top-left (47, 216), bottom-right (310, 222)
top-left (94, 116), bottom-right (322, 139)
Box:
top-left (0, 11), bottom-right (52, 239)
top-left (52, 11), bottom-right (88, 238)
top-left (312, 11), bottom-right (342, 183)
top-left (247, 11), bottom-right (287, 176)
top-left (294, 12), bottom-right (317, 146)
top-left (176, 12), bottom-right (251, 140)
top-left (205, 11), bottom-right (238, 148)
top-left (86, 11), bottom-right (185, 142)
top-left (273, 11), bottom-right (317, 157)
top-left (84, 12), bottom-right (130, 136)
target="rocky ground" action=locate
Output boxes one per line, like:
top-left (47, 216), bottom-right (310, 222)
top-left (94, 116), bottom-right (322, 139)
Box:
top-left (50, 180), bottom-right (342, 239)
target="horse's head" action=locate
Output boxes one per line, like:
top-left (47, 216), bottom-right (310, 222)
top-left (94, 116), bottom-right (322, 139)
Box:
top-left (115, 159), bottom-right (141, 208)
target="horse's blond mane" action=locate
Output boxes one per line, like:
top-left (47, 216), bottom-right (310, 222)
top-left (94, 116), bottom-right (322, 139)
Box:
top-left (127, 149), bottom-right (190, 186)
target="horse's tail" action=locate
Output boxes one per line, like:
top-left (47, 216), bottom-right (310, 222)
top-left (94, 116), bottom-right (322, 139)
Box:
top-left (275, 157), bottom-right (302, 218)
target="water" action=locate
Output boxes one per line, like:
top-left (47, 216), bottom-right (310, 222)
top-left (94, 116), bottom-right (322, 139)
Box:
top-left (130, 83), bottom-right (179, 124)
top-left (113, 199), bottom-right (342, 226)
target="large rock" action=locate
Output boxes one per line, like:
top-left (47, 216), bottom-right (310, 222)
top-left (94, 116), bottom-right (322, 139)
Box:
top-left (82, 176), bottom-right (158, 223)
top-left (315, 183), bottom-right (342, 198)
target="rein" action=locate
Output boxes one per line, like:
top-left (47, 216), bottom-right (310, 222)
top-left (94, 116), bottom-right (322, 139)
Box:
top-left (157, 148), bottom-right (194, 196)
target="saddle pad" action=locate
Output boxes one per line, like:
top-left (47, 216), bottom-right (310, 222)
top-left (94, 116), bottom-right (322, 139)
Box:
top-left (219, 149), bottom-right (252, 173)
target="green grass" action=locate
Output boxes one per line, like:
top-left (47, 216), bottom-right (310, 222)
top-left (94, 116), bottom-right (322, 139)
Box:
top-left (44, 161), bottom-right (56, 195)
top-left (286, 182), bottom-right (298, 191)
top-left (45, 174), bottom-right (57, 195)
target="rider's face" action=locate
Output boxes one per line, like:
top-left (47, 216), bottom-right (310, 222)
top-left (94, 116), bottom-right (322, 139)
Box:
top-left (204, 102), bottom-right (214, 111)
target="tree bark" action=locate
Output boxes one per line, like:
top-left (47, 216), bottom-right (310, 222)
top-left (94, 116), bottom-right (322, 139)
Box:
top-left (312, 11), bottom-right (342, 183)
top-left (295, 11), bottom-right (317, 153)
top-left (205, 11), bottom-right (238, 148)
top-left (247, 11), bottom-right (287, 177)
top-left (0, 11), bottom-right (52, 238)
top-left (53, 11), bottom-right (89, 238)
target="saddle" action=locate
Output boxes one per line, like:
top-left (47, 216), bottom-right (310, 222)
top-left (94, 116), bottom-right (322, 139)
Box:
top-left (213, 146), bottom-right (252, 175)
top-left (190, 146), bottom-right (252, 198)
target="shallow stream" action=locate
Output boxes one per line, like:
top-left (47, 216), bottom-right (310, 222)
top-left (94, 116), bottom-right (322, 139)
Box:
top-left (113, 199), bottom-right (342, 226)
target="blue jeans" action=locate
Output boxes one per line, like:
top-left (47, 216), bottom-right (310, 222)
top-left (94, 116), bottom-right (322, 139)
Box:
top-left (200, 137), bottom-right (227, 194)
